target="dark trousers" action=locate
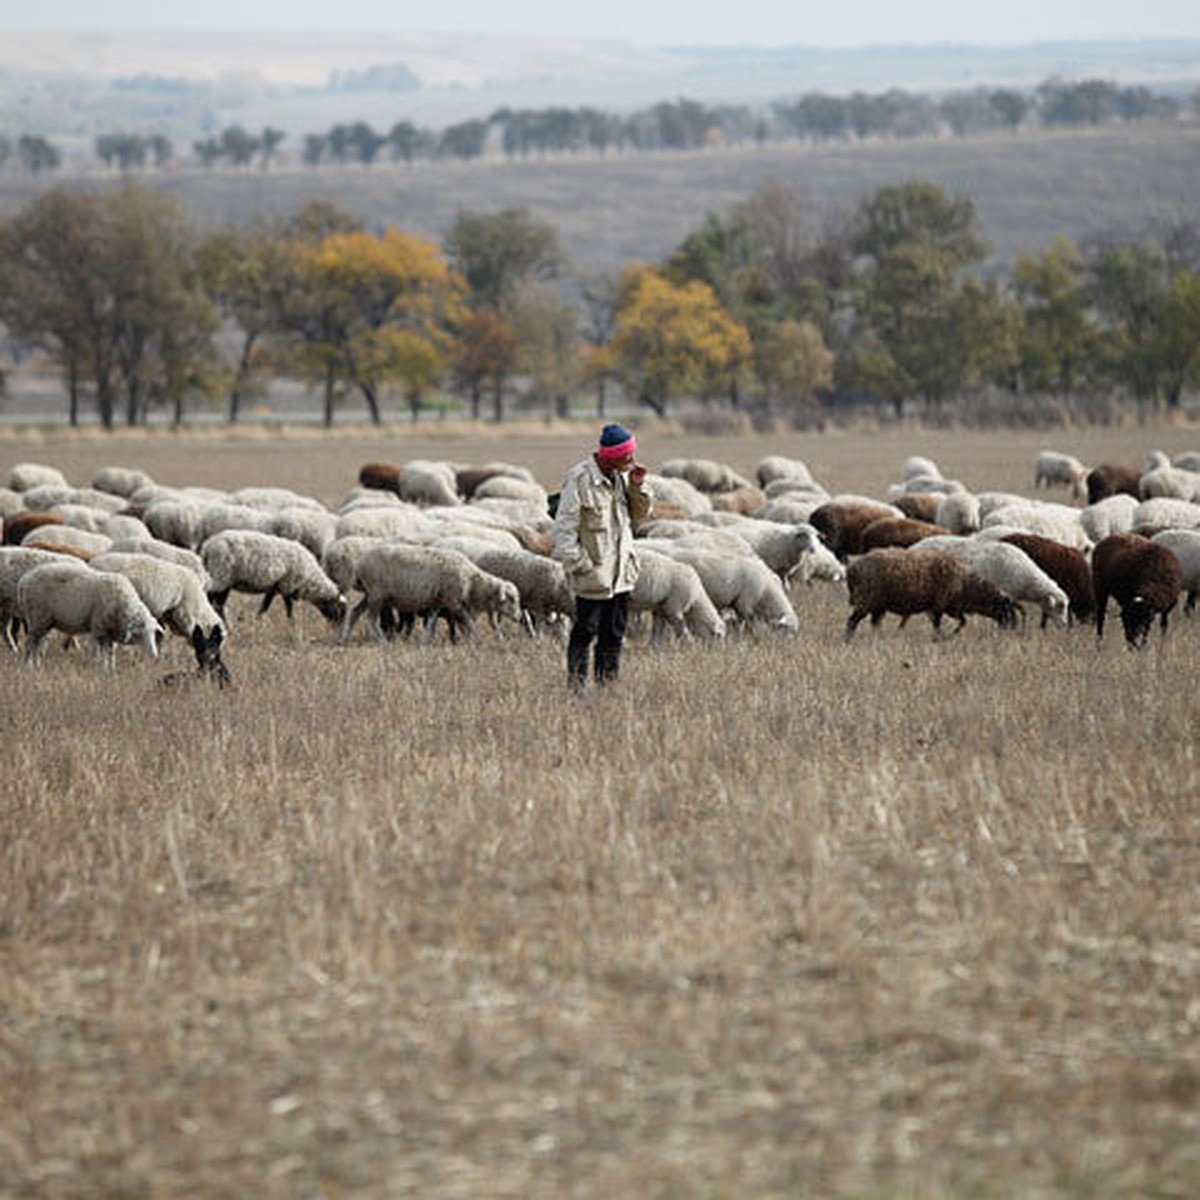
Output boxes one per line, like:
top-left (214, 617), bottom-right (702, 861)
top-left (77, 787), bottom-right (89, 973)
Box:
top-left (567, 593), bottom-right (630, 685)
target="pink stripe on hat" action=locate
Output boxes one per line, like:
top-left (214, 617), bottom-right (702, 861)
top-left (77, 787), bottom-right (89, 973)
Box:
top-left (597, 436), bottom-right (636, 462)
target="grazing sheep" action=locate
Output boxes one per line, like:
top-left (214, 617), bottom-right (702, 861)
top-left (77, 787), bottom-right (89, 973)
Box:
top-left (4, 511), bottom-right (65, 546)
top-left (197, 501), bottom-right (277, 543)
top-left (755, 455), bottom-right (816, 489)
top-left (106, 536), bottom-right (209, 586)
top-left (21, 485), bottom-right (127, 514)
top-left (21, 524), bottom-right (113, 556)
top-left (398, 460), bottom-right (460, 508)
top-left (1132, 497), bottom-right (1200, 535)
top-left (934, 491), bottom-right (982, 534)
top-left (454, 462), bottom-right (537, 499)
top-left (1034, 450), bottom-right (1088, 500)
top-left (859, 516), bottom-right (952, 551)
top-left (1087, 463), bottom-right (1141, 505)
top-left (902, 455), bottom-right (942, 481)
top-left (637, 540), bottom-right (797, 634)
top-left (888, 475), bottom-right (966, 497)
top-left (660, 457), bottom-right (754, 494)
top-left (981, 502), bottom-right (1092, 552)
top-left (0, 488), bottom-right (23, 519)
top-left (1150, 530), bottom-right (1200, 612)
top-left (710, 485), bottom-right (767, 516)
top-left (998, 533), bottom-right (1096, 625)
top-left (0, 546), bottom-right (78, 651)
top-left (202, 530), bottom-right (346, 626)
top-left (628, 548), bottom-right (727, 642)
top-left (919, 536), bottom-right (1070, 626)
top-left (436, 538), bottom-right (575, 633)
top-left (90, 552), bottom-right (227, 673)
top-left (271, 506), bottom-right (338, 560)
top-left (7, 462), bottom-right (69, 493)
top-left (845, 548), bottom-right (1017, 639)
top-left (642, 473), bottom-right (710, 518)
top-left (891, 493), bottom-right (942, 524)
top-left (1139, 451), bottom-right (1200, 503)
top-left (975, 491), bottom-right (1033, 520)
top-left (1080, 494), bottom-right (1139, 543)
top-left (91, 466), bottom-right (155, 498)
top-left (358, 461), bottom-right (403, 495)
top-left (1092, 532), bottom-right (1182, 647)
top-left (809, 498), bottom-right (904, 560)
top-left (471, 475), bottom-right (549, 507)
top-left (721, 520), bottom-right (831, 583)
top-left (18, 562), bottom-right (162, 667)
top-left (335, 504), bottom-right (435, 542)
top-left (342, 543), bottom-right (522, 644)
top-left (230, 486), bottom-right (325, 513)
top-left (143, 498), bottom-right (206, 550)
top-left (755, 493), bottom-right (829, 525)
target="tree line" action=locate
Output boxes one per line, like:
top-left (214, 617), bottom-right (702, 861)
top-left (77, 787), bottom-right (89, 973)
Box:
top-left (3, 75), bottom-right (1198, 176)
top-left (0, 179), bottom-right (1198, 429)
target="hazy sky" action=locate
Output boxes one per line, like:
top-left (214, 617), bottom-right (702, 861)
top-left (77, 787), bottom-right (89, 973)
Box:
top-left (7, 1), bottom-right (1200, 47)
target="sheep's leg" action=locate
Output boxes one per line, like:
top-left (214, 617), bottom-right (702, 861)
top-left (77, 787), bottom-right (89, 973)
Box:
top-left (1094, 594), bottom-right (1107, 640)
top-left (341, 596), bottom-right (370, 643)
top-left (23, 629), bottom-right (47, 666)
top-left (844, 610), bottom-right (866, 640)
top-left (3, 615), bottom-right (19, 654)
top-left (259, 588), bottom-right (276, 615)
top-left (282, 594), bottom-right (296, 620)
top-left (209, 589), bottom-right (229, 618)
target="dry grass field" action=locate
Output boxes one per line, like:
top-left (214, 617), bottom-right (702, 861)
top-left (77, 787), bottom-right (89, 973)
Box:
top-left (3, 419), bottom-right (1200, 1198)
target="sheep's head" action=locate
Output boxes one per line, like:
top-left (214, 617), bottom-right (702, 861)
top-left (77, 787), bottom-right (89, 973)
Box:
top-left (1120, 596), bottom-right (1157, 648)
top-left (318, 595), bottom-right (348, 626)
top-left (494, 580), bottom-right (523, 624)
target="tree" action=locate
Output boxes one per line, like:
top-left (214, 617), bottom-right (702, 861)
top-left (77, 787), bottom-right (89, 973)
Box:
top-left (450, 309), bottom-right (520, 420)
top-left (610, 266), bottom-right (752, 417)
top-left (1013, 238), bottom-right (1096, 394)
top-left (443, 207), bottom-right (564, 311)
top-left (853, 180), bottom-right (988, 270)
top-left (506, 280), bottom-right (581, 419)
top-left (756, 319), bottom-right (833, 425)
top-left (18, 135), bottom-right (61, 174)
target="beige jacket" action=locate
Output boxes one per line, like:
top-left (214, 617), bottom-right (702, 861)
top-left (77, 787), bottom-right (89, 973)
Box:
top-left (552, 456), bottom-right (652, 599)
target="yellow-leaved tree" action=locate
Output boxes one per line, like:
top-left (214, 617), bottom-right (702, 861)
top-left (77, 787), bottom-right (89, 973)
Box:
top-left (610, 265), bottom-right (752, 417)
top-left (279, 228), bottom-right (466, 426)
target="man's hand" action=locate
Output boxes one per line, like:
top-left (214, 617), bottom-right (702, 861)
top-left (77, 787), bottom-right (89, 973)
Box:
top-left (629, 462), bottom-right (648, 487)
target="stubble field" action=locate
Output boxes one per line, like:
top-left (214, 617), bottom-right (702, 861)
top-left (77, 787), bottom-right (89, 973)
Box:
top-left (2, 419), bottom-right (1199, 1198)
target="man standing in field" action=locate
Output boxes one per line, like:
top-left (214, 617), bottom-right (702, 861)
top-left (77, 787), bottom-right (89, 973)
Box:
top-left (552, 423), bottom-right (652, 689)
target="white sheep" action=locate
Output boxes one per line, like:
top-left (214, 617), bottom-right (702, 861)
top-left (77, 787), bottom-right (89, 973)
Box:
top-left (398, 460), bottom-right (460, 508)
top-left (201, 530), bottom-right (346, 626)
top-left (755, 493), bottom-right (829, 526)
top-left (755, 455), bottom-right (816, 489)
top-left (21, 485), bottom-right (127, 514)
top-left (0, 546), bottom-right (77, 651)
top-left (7, 462), bottom-right (69, 493)
top-left (660, 457), bottom-right (754, 494)
top-left (642, 474), bottom-right (711, 518)
top-left (919, 536), bottom-right (1070, 625)
top-left (1133, 497), bottom-right (1200, 534)
top-left (342, 543), bottom-right (522, 644)
top-left (471, 475), bottom-right (549, 507)
top-left (637, 540), bottom-right (796, 634)
top-left (271, 506), bottom-right (338, 560)
top-left (22, 524), bottom-right (113, 556)
top-left (934, 491), bottom-right (982, 534)
top-left (1080, 494), bottom-right (1138, 543)
top-left (198, 501), bottom-right (278, 543)
top-left (1033, 450), bottom-right (1088, 500)
top-left (91, 466), bottom-right (155, 498)
top-left (1139, 451), bottom-right (1200, 503)
top-left (229, 485), bottom-right (326, 512)
top-left (143, 498), bottom-right (206, 549)
top-left (1150, 529), bottom-right (1200, 612)
top-left (106, 536), bottom-right (210, 586)
top-left (18, 561), bottom-right (162, 667)
top-left (334, 504), bottom-right (435, 542)
top-left (980, 502), bottom-right (1092, 551)
top-left (0, 488), bottom-right (24, 519)
top-left (902, 455), bottom-right (942, 481)
top-left (628, 548), bottom-right (727, 642)
top-left (762, 476), bottom-right (829, 500)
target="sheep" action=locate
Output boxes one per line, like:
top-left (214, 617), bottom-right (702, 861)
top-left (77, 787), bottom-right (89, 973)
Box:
top-left (18, 562), bottom-right (162, 667)
top-left (888, 475), bottom-right (966, 497)
top-left (230, 486), bottom-right (326, 513)
top-left (435, 537), bottom-right (575, 633)
top-left (918, 536), bottom-right (1070, 626)
top-left (1087, 463), bottom-right (1141, 505)
top-left (1132, 498), bottom-right (1200, 535)
top-left (1092, 532), bottom-right (1183, 647)
top-left (398, 460), bottom-right (460, 508)
top-left (271, 506), bottom-right (338, 560)
top-left (934, 490), bottom-right (982, 534)
top-left (998, 533), bottom-right (1096, 626)
top-left (197, 501), bottom-right (277, 543)
top-left (1080, 494), bottom-right (1139, 543)
top-left (0, 546), bottom-right (79, 652)
top-left (844, 548), bottom-right (1017, 640)
top-left (21, 524), bottom-right (113, 556)
top-left (89, 552), bottom-right (228, 676)
top-left (710, 485), bottom-right (767, 516)
top-left (755, 455), bottom-right (816, 489)
top-left (7, 462), bottom-right (68, 492)
top-left (335, 504), bottom-right (435, 542)
top-left (21, 485), bottom-right (127, 514)
top-left (1150, 530), bottom-right (1200, 613)
top-left (722, 519), bottom-right (831, 583)
top-left (106, 536), bottom-right (210, 586)
top-left (91, 466), bottom-right (155, 498)
top-left (201, 530), bottom-right (346, 626)
top-left (46, 503), bottom-right (113, 534)
top-left (358, 461), bottom-right (403, 495)
top-left (627, 548), bottom-right (727, 643)
top-left (859, 516), bottom-right (952, 551)
top-left (975, 491), bottom-right (1033, 520)
top-left (1033, 450), bottom-right (1088, 500)
top-left (1173, 452), bottom-right (1200, 473)
top-left (455, 461), bottom-right (538, 499)
top-left (471, 475), bottom-right (548, 507)
top-left (4, 511), bottom-right (65, 546)
top-left (642, 473), bottom-right (711, 518)
top-left (637, 540), bottom-right (796, 634)
top-left (660, 457), bottom-right (754, 494)
top-left (143, 498), bottom-right (205, 549)
top-left (339, 487), bottom-right (404, 512)
top-left (0, 488), bottom-right (23, 519)
top-left (1139, 451), bottom-right (1200, 503)
top-left (755, 493), bottom-right (829, 526)
top-left (902, 455), bottom-right (942, 481)
top-left (980, 502), bottom-right (1092, 552)
top-left (809, 498), bottom-right (904, 560)
top-left (342, 543), bottom-right (522, 644)
top-left (763, 476), bottom-right (829, 500)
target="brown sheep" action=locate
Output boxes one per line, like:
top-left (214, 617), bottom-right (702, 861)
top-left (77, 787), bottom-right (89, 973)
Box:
top-left (710, 485), bottom-right (767, 516)
top-left (1086, 463), bottom-right (1141, 505)
top-left (3, 511), bottom-right (65, 546)
top-left (845, 548), bottom-right (1017, 639)
top-left (455, 465), bottom-right (509, 499)
top-left (1092, 532), bottom-right (1183, 647)
top-left (810, 499), bottom-right (902, 560)
top-left (999, 532), bottom-right (1096, 626)
top-left (358, 461), bottom-right (404, 495)
top-left (859, 516), bottom-right (952, 551)
top-left (892, 492), bottom-right (943, 523)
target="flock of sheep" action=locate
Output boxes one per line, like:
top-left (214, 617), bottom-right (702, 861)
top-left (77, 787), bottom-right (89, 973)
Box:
top-left (2, 441), bottom-right (1198, 680)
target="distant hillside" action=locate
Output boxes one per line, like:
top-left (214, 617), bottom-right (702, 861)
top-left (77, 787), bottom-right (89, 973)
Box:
top-left (1, 31), bottom-right (1198, 152)
top-left (1, 124), bottom-right (1196, 282)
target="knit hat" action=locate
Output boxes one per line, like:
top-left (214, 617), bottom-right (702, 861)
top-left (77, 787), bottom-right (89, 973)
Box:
top-left (597, 423), bottom-right (636, 462)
